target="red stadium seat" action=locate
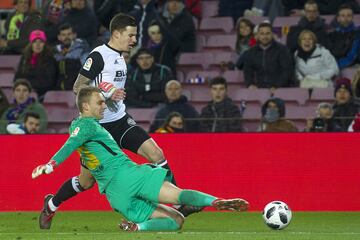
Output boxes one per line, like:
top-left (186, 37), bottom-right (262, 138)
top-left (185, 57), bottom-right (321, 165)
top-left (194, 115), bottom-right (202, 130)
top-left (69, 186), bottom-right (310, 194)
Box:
top-left (229, 88), bottom-right (271, 106)
top-left (177, 52), bottom-right (213, 72)
top-left (308, 87), bottom-right (335, 105)
top-left (127, 107), bottom-right (157, 123)
top-left (202, 1), bottom-right (218, 18)
top-left (222, 70), bottom-right (245, 84)
top-left (196, 34), bottom-right (206, 52)
top-left (0, 55), bottom-right (21, 71)
top-left (43, 91), bottom-right (76, 108)
top-left (0, 72), bottom-right (14, 87)
top-left (204, 34), bottom-right (237, 52)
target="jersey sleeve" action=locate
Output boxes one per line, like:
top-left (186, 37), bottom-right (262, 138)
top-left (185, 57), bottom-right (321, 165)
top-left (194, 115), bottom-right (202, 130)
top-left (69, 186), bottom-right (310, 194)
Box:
top-left (51, 119), bottom-right (97, 165)
top-left (78, 51), bottom-right (104, 80)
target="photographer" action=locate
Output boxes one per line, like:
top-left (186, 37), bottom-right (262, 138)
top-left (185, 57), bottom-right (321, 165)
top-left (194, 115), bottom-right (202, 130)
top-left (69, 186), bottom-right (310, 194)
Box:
top-left (306, 102), bottom-right (342, 132)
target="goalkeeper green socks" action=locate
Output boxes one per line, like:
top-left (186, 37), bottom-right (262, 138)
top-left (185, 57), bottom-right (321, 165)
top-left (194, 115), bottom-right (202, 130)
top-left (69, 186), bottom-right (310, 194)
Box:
top-left (138, 217), bottom-right (179, 231)
top-left (178, 190), bottom-right (217, 207)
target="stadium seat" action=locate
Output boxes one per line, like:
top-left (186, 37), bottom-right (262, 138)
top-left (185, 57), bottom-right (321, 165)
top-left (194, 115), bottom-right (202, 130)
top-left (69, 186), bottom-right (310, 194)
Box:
top-left (202, 0), bottom-right (218, 18)
top-left (183, 84), bottom-right (210, 102)
top-left (199, 17), bottom-right (234, 35)
top-left (0, 72), bottom-right (14, 87)
top-left (204, 34), bottom-right (237, 52)
top-left (177, 52), bottom-right (213, 72)
top-left (176, 70), bottom-right (185, 82)
top-left (272, 88), bottom-right (310, 106)
top-left (245, 16), bottom-right (270, 26)
top-left (286, 105), bottom-right (316, 120)
top-left (208, 52), bottom-right (238, 71)
top-left (229, 88), bottom-right (271, 106)
top-left (43, 91), bottom-right (76, 108)
top-left (0, 55), bottom-right (21, 71)
top-left (341, 67), bottom-right (357, 80)
top-left (308, 87), bottom-right (335, 105)
top-left (185, 70), bottom-right (220, 83)
top-left (196, 34), bottom-right (206, 52)
top-left (222, 70), bottom-right (245, 84)
top-left (46, 107), bottom-right (79, 132)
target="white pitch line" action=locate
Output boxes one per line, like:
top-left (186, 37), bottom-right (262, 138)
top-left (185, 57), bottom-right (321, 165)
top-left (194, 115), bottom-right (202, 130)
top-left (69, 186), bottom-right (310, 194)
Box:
top-left (1, 232), bottom-right (360, 235)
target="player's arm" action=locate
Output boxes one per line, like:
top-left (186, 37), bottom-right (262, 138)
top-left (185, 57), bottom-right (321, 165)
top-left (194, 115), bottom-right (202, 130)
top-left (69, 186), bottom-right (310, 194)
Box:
top-left (31, 122), bottom-right (95, 179)
top-left (74, 51), bottom-right (126, 101)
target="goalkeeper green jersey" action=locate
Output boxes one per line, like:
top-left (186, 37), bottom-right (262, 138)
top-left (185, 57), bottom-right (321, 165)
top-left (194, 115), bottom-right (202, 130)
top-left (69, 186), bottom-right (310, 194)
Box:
top-left (51, 116), bottom-right (135, 193)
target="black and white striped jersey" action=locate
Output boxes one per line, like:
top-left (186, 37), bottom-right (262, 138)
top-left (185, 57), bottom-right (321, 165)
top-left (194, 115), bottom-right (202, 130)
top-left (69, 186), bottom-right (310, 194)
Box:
top-left (79, 44), bottom-right (127, 123)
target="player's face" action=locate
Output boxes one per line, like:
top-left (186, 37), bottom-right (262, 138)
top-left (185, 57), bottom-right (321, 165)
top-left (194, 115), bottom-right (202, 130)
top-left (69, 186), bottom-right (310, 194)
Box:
top-left (257, 27), bottom-right (273, 47)
top-left (14, 84), bottom-right (30, 104)
top-left (58, 28), bottom-right (76, 46)
top-left (337, 9), bottom-right (353, 28)
top-left (115, 26), bottom-right (137, 52)
top-left (87, 92), bottom-right (106, 120)
top-left (210, 84), bottom-right (227, 103)
top-left (24, 117), bottom-right (40, 134)
top-left (300, 32), bottom-right (315, 52)
top-left (31, 39), bottom-right (45, 54)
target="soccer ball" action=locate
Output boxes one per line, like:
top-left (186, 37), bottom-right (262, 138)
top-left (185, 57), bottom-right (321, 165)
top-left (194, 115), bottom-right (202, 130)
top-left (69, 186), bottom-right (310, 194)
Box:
top-left (262, 201), bottom-right (292, 230)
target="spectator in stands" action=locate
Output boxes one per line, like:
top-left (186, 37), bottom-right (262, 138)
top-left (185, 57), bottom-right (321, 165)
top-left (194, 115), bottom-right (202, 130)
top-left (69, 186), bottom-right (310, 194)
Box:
top-left (15, 30), bottom-right (58, 101)
top-left (282, 0), bottom-right (306, 16)
top-left (305, 102), bottom-right (342, 132)
top-left (333, 77), bottom-right (360, 131)
top-left (352, 68), bottom-right (360, 98)
top-left (326, 4), bottom-right (360, 69)
top-left (158, 0), bottom-right (202, 19)
top-left (234, 18), bottom-right (256, 70)
top-left (294, 30), bottom-right (339, 88)
top-left (6, 111), bottom-right (41, 134)
top-left (42, 0), bottom-right (71, 43)
top-left (316, 0), bottom-right (360, 15)
top-left (149, 80), bottom-right (199, 132)
top-left (0, 88), bottom-right (10, 117)
top-left (146, 20), bottom-right (176, 73)
top-left (258, 97), bottom-right (298, 132)
top-left (243, 22), bottom-right (294, 91)
top-left (244, 0), bottom-right (284, 21)
top-left (199, 77), bottom-right (243, 133)
top-left (125, 48), bottom-right (173, 108)
top-left (286, 1), bottom-right (327, 54)
top-left (348, 113), bottom-right (360, 131)
top-left (155, 111), bottom-right (185, 133)
top-left (161, 0), bottom-right (196, 56)
top-left (0, 79), bottom-right (47, 134)
top-left (60, 0), bottom-right (98, 46)
top-left (0, 0), bottom-right (44, 54)
top-left (129, 0), bottom-right (159, 49)
top-left (218, 0), bottom-right (253, 23)
top-left (54, 23), bottom-right (89, 90)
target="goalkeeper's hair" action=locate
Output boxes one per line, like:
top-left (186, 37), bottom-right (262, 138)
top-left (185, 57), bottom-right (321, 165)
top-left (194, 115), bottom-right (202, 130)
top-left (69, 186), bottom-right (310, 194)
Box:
top-left (76, 87), bottom-right (101, 113)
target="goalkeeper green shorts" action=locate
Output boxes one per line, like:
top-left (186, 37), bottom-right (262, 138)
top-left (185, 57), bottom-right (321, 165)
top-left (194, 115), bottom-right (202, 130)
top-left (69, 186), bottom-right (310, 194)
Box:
top-left (105, 164), bottom-right (168, 223)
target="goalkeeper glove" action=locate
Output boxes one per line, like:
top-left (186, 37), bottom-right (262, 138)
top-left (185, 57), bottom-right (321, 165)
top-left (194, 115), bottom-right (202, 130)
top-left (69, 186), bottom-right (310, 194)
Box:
top-left (99, 82), bottom-right (117, 100)
top-left (32, 160), bottom-right (57, 179)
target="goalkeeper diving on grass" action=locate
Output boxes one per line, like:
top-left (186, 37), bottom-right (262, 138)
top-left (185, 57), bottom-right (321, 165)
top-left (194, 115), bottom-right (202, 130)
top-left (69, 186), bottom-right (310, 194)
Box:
top-left (32, 87), bottom-right (249, 231)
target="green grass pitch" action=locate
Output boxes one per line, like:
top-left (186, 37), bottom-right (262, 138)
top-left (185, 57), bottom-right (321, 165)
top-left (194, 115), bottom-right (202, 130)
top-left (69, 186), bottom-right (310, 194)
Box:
top-left (1, 212), bottom-right (359, 240)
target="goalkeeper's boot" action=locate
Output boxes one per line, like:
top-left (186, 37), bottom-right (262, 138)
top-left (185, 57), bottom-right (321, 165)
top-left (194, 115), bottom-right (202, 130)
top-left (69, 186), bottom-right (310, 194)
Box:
top-left (119, 219), bottom-right (138, 231)
top-left (212, 198), bottom-right (249, 212)
top-left (39, 194), bottom-right (55, 229)
top-left (177, 205), bottom-right (204, 217)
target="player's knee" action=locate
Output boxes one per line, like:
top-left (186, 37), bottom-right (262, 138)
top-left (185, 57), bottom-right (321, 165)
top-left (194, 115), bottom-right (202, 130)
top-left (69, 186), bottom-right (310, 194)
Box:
top-left (78, 175), bottom-right (96, 190)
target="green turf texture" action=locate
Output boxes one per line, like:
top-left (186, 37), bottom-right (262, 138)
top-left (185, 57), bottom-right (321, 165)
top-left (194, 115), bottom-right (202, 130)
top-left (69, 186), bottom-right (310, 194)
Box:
top-left (0, 212), bottom-right (359, 240)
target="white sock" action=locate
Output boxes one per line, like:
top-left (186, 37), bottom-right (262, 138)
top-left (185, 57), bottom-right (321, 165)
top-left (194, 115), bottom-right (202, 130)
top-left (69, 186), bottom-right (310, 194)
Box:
top-left (48, 198), bottom-right (58, 212)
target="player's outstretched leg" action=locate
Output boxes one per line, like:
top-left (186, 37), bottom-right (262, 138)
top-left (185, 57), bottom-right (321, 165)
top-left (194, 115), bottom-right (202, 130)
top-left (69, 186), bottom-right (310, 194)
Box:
top-left (138, 139), bottom-right (203, 216)
top-left (38, 167), bottom-right (94, 229)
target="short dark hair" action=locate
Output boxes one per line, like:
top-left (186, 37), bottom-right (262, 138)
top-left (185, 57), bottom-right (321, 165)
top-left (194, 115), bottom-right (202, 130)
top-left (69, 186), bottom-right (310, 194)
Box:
top-left (76, 87), bottom-right (101, 112)
top-left (258, 22), bottom-right (273, 32)
top-left (58, 23), bottom-right (73, 34)
top-left (305, 0), bottom-right (317, 6)
top-left (337, 4), bottom-right (354, 15)
top-left (209, 76), bottom-right (227, 89)
top-left (24, 112), bottom-right (40, 122)
top-left (13, 79), bottom-right (32, 92)
top-left (109, 13), bottom-right (137, 34)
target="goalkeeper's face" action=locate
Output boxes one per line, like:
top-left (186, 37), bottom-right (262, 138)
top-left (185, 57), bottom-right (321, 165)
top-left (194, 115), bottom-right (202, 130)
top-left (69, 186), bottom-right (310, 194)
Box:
top-left (86, 92), bottom-right (106, 120)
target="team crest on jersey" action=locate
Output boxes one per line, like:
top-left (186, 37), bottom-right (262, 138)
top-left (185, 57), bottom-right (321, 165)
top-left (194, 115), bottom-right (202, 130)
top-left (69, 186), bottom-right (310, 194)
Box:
top-left (127, 117), bottom-right (136, 126)
top-left (71, 127), bottom-right (80, 137)
top-left (83, 58), bottom-right (93, 71)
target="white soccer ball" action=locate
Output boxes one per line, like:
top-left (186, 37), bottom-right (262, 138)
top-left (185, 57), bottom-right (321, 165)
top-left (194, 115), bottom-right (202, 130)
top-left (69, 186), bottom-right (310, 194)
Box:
top-left (262, 201), bottom-right (292, 230)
